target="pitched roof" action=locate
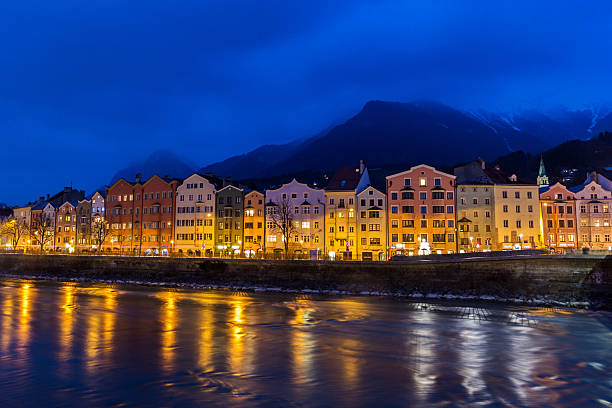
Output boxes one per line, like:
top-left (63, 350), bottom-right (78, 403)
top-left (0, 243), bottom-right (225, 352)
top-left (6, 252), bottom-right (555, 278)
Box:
top-left (326, 166), bottom-right (362, 191)
top-left (196, 173), bottom-right (224, 190)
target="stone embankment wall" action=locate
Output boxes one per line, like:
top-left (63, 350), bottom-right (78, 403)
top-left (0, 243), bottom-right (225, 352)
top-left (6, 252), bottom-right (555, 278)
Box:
top-left (0, 254), bottom-right (609, 308)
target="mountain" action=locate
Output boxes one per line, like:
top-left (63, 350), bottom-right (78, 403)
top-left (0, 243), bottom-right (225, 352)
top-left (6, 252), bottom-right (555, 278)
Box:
top-left (110, 150), bottom-right (195, 184)
top-left (198, 125), bottom-right (335, 179)
top-left (491, 131), bottom-right (612, 185)
top-left (198, 100), bottom-right (612, 179)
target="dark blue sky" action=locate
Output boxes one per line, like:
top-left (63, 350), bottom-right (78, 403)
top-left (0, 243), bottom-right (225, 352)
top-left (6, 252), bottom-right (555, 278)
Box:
top-left (2, 1), bottom-right (611, 205)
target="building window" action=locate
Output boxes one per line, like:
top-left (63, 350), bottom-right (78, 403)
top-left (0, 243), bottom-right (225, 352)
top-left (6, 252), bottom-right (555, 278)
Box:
top-left (419, 178), bottom-right (426, 187)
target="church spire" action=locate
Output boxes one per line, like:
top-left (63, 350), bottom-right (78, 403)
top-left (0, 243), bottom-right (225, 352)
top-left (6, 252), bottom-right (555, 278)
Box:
top-left (537, 155), bottom-right (549, 187)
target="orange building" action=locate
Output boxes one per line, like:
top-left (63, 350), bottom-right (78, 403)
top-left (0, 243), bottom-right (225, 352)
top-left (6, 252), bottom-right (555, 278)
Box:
top-left (106, 174), bottom-right (179, 255)
top-left (386, 164), bottom-right (456, 256)
top-left (243, 190), bottom-right (265, 257)
top-left (539, 182), bottom-right (577, 251)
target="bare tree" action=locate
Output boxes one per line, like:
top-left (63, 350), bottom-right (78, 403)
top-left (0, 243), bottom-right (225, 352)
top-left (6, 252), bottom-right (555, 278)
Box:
top-left (1, 219), bottom-right (28, 248)
top-left (30, 214), bottom-right (55, 252)
top-left (268, 196), bottom-right (297, 258)
top-left (91, 216), bottom-right (110, 253)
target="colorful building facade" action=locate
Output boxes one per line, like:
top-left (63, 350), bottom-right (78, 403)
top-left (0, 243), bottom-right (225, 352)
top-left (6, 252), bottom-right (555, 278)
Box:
top-left (175, 173), bottom-right (218, 256)
top-left (324, 164), bottom-right (370, 260)
top-left (243, 190), bottom-right (265, 257)
top-left (356, 185), bottom-right (387, 261)
top-left (574, 181), bottom-right (612, 250)
top-left (265, 179), bottom-right (325, 259)
top-left (455, 159), bottom-right (542, 251)
top-left (55, 201), bottom-right (77, 251)
top-left (539, 183), bottom-right (577, 251)
top-left (214, 184), bottom-right (244, 257)
top-left (387, 164), bottom-right (456, 256)
top-left (106, 175), bottom-right (179, 254)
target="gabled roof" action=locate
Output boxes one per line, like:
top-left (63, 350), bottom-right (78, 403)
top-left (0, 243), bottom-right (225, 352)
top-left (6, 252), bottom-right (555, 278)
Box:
top-left (195, 173), bottom-right (224, 190)
top-left (265, 178), bottom-right (323, 194)
top-left (326, 166), bottom-right (363, 191)
top-left (217, 184), bottom-right (243, 193)
top-left (59, 200), bottom-right (78, 209)
top-left (357, 184), bottom-right (385, 197)
top-left (457, 217), bottom-right (472, 223)
top-left (386, 164), bottom-right (455, 180)
top-left (89, 190), bottom-right (106, 200)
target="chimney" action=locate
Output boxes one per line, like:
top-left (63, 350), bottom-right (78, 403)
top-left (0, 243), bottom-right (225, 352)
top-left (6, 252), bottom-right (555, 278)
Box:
top-left (46, 194), bottom-right (50, 200)
top-left (64, 186), bottom-right (71, 193)
top-left (135, 173), bottom-right (142, 183)
top-left (359, 159), bottom-right (365, 174)
top-left (39, 196), bottom-right (44, 202)
top-left (478, 157), bottom-right (485, 170)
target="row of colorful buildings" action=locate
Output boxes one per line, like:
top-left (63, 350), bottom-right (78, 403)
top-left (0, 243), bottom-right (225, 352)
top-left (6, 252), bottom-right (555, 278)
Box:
top-left (3, 159), bottom-right (612, 259)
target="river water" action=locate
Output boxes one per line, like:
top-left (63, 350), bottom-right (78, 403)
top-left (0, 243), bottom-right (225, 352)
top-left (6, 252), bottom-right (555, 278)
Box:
top-left (0, 278), bottom-right (610, 407)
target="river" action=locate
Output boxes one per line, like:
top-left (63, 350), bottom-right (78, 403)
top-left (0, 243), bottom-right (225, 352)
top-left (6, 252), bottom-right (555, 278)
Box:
top-left (0, 278), bottom-right (610, 407)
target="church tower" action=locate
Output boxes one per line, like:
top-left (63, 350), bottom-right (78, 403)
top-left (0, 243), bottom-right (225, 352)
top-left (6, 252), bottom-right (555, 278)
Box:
top-left (537, 156), bottom-right (549, 187)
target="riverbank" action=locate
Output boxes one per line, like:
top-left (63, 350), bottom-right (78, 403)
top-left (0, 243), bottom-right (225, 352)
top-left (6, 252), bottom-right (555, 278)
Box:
top-left (0, 254), bottom-right (610, 309)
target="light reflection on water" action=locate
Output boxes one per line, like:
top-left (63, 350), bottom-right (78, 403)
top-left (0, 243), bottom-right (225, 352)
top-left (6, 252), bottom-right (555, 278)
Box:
top-left (0, 278), bottom-right (610, 408)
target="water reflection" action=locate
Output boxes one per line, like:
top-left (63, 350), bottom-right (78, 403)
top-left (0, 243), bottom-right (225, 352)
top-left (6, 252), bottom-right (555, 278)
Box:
top-left (0, 278), bottom-right (609, 408)
top-left (290, 299), bottom-right (316, 386)
top-left (1, 288), bottom-right (14, 355)
top-left (17, 283), bottom-right (32, 355)
top-left (58, 284), bottom-right (76, 363)
top-left (158, 291), bottom-right (179, 373)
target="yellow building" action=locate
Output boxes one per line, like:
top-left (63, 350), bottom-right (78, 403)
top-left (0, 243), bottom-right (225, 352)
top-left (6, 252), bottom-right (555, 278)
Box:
top-left (325, 162), bottom-right (370, 260)
top-left (456, 185), bottom-right (495, 252)
top-left (356, 185), bottom-right (387, 261)
top-left (175, 173), bottom-right (220, 256)
top-left (455, 159), bottom-right (542, 251)
top-left (243, 190), bottom-right (265, 257)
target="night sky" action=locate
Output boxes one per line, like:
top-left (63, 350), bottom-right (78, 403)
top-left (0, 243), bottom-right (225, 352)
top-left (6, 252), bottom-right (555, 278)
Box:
top-left (2, 1), bottom-right (611, 205)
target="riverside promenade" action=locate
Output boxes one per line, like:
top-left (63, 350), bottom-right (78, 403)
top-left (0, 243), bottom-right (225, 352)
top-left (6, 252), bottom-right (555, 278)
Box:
top-left (0, 253), bottom-right (610, 309)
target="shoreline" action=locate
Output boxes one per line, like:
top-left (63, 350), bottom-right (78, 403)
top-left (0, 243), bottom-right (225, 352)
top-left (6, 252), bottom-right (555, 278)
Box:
top-left (0, 272), bottom-right (594, 309)
top-left (0, 254), bottom-right (609, 310)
